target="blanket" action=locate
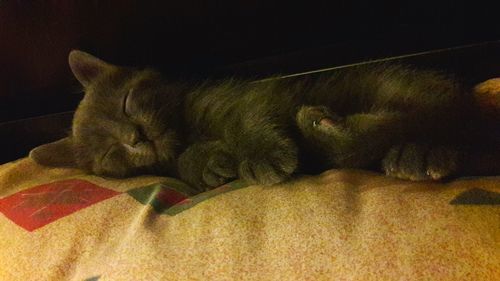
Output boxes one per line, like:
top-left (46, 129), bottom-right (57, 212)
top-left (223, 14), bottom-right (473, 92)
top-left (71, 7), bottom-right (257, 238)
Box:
top-left (0, 158), bottom-right (498, 280)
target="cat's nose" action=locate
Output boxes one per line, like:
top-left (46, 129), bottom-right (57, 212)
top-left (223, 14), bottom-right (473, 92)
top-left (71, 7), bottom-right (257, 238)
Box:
top-left (130, 126), bottom-right (149, 146)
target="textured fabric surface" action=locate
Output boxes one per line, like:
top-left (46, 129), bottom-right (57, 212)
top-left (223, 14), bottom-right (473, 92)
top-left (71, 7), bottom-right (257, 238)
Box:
top-left (0, 158), bottom-right (499, 280)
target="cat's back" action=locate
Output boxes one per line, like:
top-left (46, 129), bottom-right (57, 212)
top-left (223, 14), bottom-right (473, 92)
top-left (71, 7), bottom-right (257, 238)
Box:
top-left (184, 77), bottom-right (306, 135)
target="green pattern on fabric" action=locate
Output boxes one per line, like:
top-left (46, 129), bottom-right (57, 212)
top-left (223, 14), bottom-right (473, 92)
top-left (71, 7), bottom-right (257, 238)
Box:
top-left (450, 188), bottom-right (500, 205)
top-left (127, 180), bottom-right (196, 213)
top-left (156, 178), bottom-right (201, 196)
top-left (164, 180), bottom-right (249, 215)
top-left (127, 179), bottom-right (249, 215)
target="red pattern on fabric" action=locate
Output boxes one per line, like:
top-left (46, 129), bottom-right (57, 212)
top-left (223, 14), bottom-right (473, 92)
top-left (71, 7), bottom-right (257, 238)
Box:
top-left (0, 179), bottom-right (120, 231)
top-left (155, 188), bottom-right (188, 206)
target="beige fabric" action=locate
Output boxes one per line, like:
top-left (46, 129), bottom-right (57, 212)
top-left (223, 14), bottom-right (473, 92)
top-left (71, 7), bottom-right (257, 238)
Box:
top-left (0, 158), bottom-right (499, 280)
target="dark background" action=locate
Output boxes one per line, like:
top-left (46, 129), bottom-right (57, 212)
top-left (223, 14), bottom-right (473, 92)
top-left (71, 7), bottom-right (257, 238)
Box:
top-left (1, 1), bottom-right (499, 123)
top-left (1, 0), bottom-right (500, 164)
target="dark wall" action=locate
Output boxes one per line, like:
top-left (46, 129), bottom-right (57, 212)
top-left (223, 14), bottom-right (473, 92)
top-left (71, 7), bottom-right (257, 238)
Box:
top-left (1, 1), bottom-right (499, 122)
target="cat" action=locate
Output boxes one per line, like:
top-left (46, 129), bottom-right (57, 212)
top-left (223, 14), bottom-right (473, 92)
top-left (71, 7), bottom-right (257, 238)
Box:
top-left (30, 50), bottom-right (498, 191)
top-left (31, 51), bottom-right (186, 177)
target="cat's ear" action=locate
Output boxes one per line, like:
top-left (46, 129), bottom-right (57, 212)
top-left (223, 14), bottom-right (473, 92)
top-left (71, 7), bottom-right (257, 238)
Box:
top-left (68, 50), bottom-right (113, 87)
top-left (29, 137), bottom-right (78, 168)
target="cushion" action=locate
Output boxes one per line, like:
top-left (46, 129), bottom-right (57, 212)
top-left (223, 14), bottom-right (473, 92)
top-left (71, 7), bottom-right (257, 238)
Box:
top-left (0, 158), bottom-right (498, 280)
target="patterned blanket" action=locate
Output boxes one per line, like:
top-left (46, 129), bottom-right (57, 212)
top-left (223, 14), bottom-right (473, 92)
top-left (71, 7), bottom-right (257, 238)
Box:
top-left (0, 158), bottom-right (498, 280)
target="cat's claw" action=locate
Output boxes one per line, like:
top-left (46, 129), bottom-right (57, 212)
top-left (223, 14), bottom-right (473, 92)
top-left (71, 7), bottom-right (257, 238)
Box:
top-left (382, 143), bottom-right (460, 181)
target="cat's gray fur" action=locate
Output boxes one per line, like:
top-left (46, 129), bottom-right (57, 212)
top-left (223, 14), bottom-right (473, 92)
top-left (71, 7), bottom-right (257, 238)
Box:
top-left (31, 50), bottom-right (497, 191)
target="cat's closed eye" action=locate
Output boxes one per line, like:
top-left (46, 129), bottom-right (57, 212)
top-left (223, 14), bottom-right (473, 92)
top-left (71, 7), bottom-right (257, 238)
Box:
top-left (123, 88), bottom-right (134, 117)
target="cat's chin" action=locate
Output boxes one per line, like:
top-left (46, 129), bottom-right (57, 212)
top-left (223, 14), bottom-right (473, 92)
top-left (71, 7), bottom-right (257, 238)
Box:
top-left (123, 142), bottom-right (151, 154)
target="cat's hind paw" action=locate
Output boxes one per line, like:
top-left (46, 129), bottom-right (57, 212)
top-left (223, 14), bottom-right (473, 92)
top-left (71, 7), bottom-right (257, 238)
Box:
top-left (296, 105), bottom-right (342, 135)
top-left (382, 143), bottom-right (460, 181)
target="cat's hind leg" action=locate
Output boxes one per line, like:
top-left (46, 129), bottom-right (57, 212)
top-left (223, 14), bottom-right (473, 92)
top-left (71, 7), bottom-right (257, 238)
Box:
top-left (296, 105), bottom-right (462, 180)
top-left (296, 105), bottom-right (404, 168)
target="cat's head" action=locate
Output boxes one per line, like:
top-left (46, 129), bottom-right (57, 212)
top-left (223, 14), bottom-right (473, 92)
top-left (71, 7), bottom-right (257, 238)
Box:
top-left (30, 50), bottom-right (186, 177)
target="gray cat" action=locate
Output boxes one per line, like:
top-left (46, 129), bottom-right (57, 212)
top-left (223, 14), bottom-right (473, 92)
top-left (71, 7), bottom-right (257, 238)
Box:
top-left (30, 50), bottom-right (498, 191)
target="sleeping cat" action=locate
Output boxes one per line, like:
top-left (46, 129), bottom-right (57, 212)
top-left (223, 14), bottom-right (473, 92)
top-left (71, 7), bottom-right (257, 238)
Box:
top-left (30, 50), bottom-right (497, 191)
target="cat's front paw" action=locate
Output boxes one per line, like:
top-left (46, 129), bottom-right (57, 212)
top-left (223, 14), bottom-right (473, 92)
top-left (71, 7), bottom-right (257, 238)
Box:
top-left (382, 143), bottom-right (460, 181)
top-left (202, 152), bottom-right (237, 188)
top-left (177, 141), bottom-right (237, 191)
top-left (238, 138), bottom-right (298, 186)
